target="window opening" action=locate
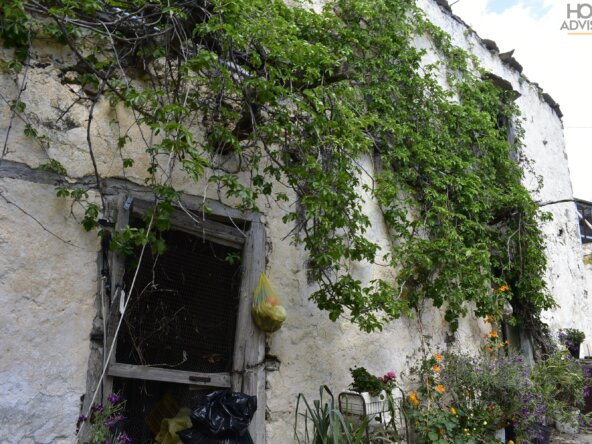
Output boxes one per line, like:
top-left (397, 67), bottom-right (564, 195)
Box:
top-left (108, 214), bottom-right (244, 443)
top-left (115, 219), bottom-right (242, 373)
top-left (577, 200), bottom-right (592, 244)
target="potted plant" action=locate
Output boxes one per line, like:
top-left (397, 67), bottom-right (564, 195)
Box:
top-left (349, 367), bottom-right (396, 396)
top-left (531, 351), bottom-right (585, 435)
top-left (294, 385), bottom-right (370, 444)
top-left (339, 367), bottom-right (397, 417)
top-left (559, 328), bottom-right (586, 359)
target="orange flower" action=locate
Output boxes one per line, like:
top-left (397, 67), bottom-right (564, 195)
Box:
top-left (487, 347), bottom-right (493, 352)
top-left (498, 285), bottom-right (510, 293)
top-left (436, 384), bottom-right (445, 393)
top-left (490, 331), bottom-right (498, 338)
top-left (484, 315), bottom-right (494, 324)
top-left (435, 353), bottom-right (442, 362)
top-left (409, 391), bottom-right (420, 407)
top-left (450, 406), bottom-right (457, 415)
top-left (433, 364), bottom-right (441, 373)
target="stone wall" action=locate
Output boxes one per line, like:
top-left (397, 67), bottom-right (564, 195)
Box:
top-left (0, 1), bottom-right (590, 443)
top-left (416, 0), bottom-right (592, 348)
top-left (0, 179), bottom-right (99, 443)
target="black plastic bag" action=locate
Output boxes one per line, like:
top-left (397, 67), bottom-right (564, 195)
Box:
top-left (178, 390), bottom-right (256, 444)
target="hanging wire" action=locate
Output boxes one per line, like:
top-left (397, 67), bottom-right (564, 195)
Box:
top-left (76, 211), bottom-right (156, 442)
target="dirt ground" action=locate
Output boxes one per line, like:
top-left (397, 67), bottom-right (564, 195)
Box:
top-left (550, 430), bottom-right (592, 443)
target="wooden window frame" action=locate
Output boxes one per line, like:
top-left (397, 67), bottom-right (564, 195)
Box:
top-left (103, 194), bottom-right (266, 443)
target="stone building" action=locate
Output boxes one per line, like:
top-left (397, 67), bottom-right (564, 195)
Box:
top-left (1, 0), bottom-right (591, 443)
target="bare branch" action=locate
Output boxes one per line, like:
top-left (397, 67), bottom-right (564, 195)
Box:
top-left (0, 190), bottom-right (87, 250)
top-left (1, 41), bottom-right (32, 164)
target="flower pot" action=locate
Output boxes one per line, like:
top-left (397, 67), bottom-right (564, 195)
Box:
top-left (568, 344), bottom-right (581, 359)
top-left (494, 428), bottom-right (505, 442)
top-left (338, 390), bottom-right (390, 417)
top-left (555, 408), bottom-right (580, 434)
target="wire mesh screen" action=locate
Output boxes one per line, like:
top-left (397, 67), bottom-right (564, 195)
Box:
top-left (115, 225), bottom-right (242, 373)
top-left (113, 377), bottom-right (219, 444)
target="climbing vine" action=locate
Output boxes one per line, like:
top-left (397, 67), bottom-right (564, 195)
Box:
top-left (0, 0), bottom-right (555, 343)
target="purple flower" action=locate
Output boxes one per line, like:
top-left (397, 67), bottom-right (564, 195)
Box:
top-left (108, 393), bottom-right (123, 405)
top-left (117, 434), bottom-right (133, 444)
top-left (92, 403), bottom-right (104, 413)
top-left (78, 414), bottom-right (87, 423)
top-left (104, 414), bottom-right (125, 429)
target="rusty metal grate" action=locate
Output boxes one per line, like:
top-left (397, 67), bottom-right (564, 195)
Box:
top-left (115, 225), bottom-right (242, 373)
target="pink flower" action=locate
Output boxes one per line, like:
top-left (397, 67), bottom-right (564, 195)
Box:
top-left (387, 371), bottom-right (396, 378)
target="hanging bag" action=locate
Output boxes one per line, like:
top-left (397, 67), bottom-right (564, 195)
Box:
top-left (251, 273), bottom-right (287, 333)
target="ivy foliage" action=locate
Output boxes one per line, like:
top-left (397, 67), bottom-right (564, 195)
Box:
top-left (0, 0), bottom-right (555, 335)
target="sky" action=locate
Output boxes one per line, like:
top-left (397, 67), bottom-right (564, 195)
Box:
top-left (451, 0), bottom-right (592, 201)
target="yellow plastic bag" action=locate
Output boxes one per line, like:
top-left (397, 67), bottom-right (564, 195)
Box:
top-left (154, 407), bottom-right (192, 444)
top-left (252, 273), bottom-right (287, 332)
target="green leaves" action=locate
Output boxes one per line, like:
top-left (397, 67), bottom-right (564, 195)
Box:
top-left (5, 0), bottom-right (551, 334)
top-left (0, 0), bottom-right (30, 59)
top-left (82, 203), bottom-right (100, 231)
top-left (39, 159), bottom-right (67, 175)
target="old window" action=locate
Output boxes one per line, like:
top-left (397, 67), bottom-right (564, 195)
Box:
top-left (103, 196), bottom-right (266, 443)
top-left (576, 199), bottom-right (592, 244)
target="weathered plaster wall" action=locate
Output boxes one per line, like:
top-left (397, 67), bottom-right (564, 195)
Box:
top-left (417, 0), bottom-right (592, 339)
top-left (0, 179), bottom-right (99, 443)
top-left (265, 0), bottom-right (592, 440)
top-left (0, 1), bottom-right (590, 443)
top-left (263, 154), bottom-right (491, 442)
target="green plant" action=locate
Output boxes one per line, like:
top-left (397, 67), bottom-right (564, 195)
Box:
top-left (0, 0), bottom-right (554, 344)
top-left (531, 350), bottom-right (585, 422)
top-left (406, 350), bottom-right (502, 443)
top-left (405, 343), bottom-right (551, 443)
top-left (475, 353), bottom-right (546, 437)
top-left (349, 368), bottom-right (397, 397)
top-left (77, 393), bottom-right (132, 444)
top-left (294, 386), bottom-right (374, 444)
top-left (559, 328), bottom-right (586, 347)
